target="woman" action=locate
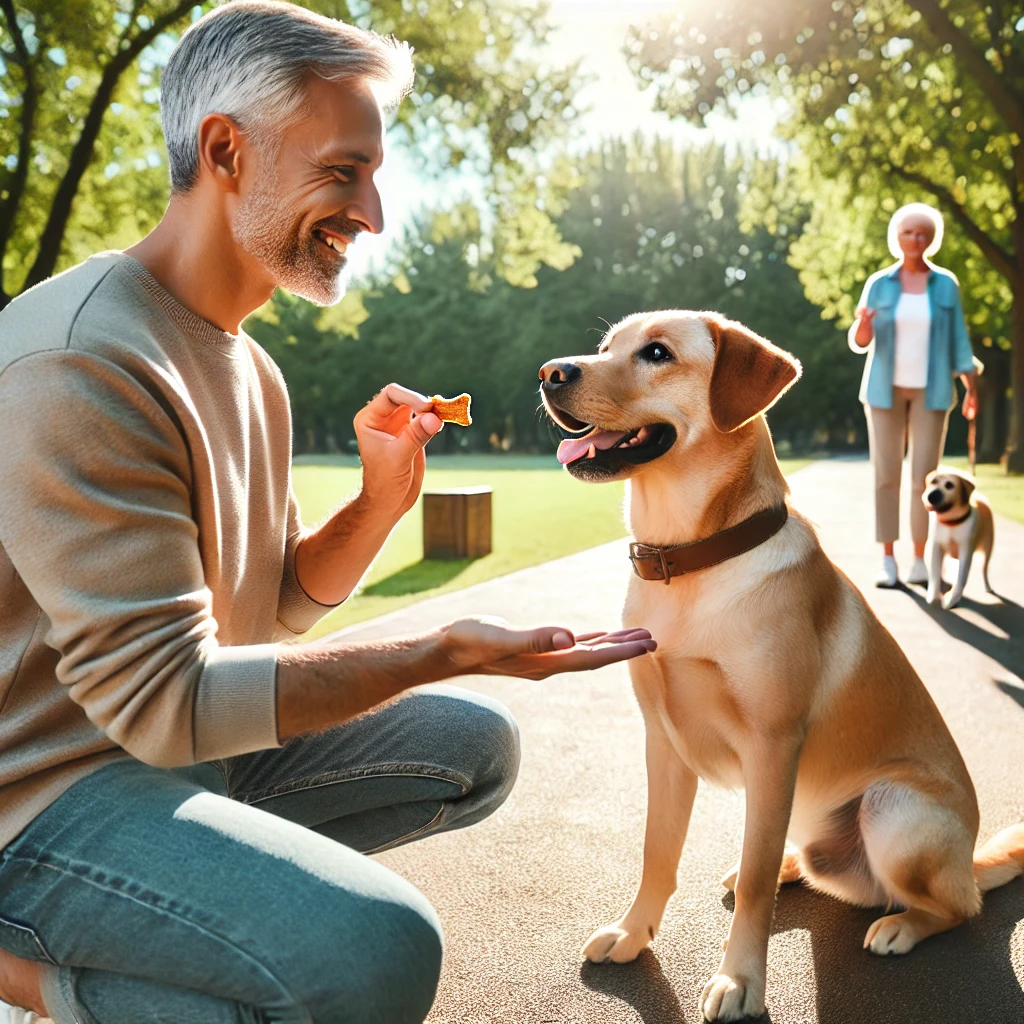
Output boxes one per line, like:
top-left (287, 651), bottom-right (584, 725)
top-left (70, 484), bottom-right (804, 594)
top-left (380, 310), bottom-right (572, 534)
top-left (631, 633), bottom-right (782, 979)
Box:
top-left (849, 202), bottom-right (979, 588)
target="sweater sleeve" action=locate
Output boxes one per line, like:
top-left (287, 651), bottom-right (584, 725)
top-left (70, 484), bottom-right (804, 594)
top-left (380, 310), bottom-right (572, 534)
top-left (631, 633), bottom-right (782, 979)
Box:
top-left (274, 484), bottom-right (342, 639)
top-left (847, 277), bottom-right (874, 354)
top-left (0, 350), bottom-right (281, 767)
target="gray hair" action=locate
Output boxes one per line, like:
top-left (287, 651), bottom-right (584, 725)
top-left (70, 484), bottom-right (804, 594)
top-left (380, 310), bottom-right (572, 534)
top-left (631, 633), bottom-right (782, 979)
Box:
top-left (160, 0), bottom-right (415, 193)
top-left (887, 202), bottom-right (944, 259)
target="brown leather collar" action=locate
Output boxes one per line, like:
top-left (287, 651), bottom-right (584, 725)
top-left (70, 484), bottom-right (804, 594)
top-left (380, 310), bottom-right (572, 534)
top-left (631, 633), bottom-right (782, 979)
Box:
top-left (938, 507), bottom-right (972, 526)
top-left (629, 504), bottom-right (789, 584)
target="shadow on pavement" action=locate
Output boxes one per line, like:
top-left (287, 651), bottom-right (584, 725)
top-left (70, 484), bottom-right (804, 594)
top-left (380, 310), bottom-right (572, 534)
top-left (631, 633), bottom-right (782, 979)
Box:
top-left (771, 880), bottom-right (1024, 1024)
top-left (902, 589), bottom-right (1024, 682)
top-left (580, 950), bottom-right (690, 1024)
top-left (577, 877), bottom-right (1024, 1024)
top-left (997, 680), bottom-right (1024, 709)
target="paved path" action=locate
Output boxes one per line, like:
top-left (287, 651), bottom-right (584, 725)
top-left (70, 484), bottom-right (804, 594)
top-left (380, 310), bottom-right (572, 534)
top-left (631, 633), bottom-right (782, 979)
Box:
top-left (333, 458), bottom-right (1024, 1024)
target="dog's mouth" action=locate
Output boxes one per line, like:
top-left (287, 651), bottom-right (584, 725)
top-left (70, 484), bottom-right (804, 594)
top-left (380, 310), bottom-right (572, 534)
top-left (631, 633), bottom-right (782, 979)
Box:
top-left (923, 490), bottom-right (955, 513)
top-left (541, 392), bottom-right (676, 480)
top-left (553, 421), bottom-right (677, 480)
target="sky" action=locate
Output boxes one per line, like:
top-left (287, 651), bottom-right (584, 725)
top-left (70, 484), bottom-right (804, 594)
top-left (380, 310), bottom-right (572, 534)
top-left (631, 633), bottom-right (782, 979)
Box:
top-left (345, 0), bottom-right (786, 281)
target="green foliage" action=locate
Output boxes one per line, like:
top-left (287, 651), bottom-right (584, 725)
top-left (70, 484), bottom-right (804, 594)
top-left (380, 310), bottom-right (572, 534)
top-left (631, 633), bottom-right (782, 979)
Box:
top-left (0, 0), bottom-right (192, 293)
top-left (253, 138), bottom-right (863, 455)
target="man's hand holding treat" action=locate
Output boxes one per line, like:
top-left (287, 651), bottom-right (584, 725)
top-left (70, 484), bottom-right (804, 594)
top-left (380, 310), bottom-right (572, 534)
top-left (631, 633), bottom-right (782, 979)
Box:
top-left (295, 383), bottom-right (443, 606)
top-left (354, 383), bottom-right (444, 519)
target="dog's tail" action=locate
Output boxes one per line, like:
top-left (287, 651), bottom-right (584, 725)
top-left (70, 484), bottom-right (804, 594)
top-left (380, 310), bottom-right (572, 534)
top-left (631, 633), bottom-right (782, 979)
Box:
top-left (974, 823), bottom-right (1024, 892)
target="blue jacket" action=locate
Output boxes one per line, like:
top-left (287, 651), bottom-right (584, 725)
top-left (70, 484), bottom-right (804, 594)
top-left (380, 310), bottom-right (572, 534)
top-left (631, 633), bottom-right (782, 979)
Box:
top-left (848, 262), bottom-right (977, 410)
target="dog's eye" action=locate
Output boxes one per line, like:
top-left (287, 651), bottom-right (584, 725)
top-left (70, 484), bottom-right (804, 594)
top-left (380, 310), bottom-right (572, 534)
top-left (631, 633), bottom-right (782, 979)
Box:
top-left (638, 342), bottom-right (673, 363)
top-left (943, 481), bottom-right (955, 490)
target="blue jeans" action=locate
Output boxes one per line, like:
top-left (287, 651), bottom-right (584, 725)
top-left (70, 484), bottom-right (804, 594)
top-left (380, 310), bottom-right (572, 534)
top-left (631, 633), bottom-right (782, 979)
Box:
top-left (0, 684), bottom-right (520, 1024)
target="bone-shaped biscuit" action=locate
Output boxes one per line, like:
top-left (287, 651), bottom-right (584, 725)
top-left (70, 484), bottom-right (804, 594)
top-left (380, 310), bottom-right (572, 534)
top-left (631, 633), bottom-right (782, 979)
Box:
top-left (429, 393), bottom-right (472, 426)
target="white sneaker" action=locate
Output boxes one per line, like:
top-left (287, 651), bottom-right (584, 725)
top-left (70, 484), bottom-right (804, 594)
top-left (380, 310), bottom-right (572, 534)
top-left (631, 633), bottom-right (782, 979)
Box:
top-left (905, 557), bottom-right (929, 586)
top-left (876, 555), bottom-right (899, 588)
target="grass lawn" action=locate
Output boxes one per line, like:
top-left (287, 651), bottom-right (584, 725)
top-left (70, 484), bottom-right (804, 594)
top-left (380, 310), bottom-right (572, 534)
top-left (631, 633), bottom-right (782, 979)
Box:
top-left (942, 457), bottom-right (1024, 524)
top-left (293, 454), bottom-right (811, 639)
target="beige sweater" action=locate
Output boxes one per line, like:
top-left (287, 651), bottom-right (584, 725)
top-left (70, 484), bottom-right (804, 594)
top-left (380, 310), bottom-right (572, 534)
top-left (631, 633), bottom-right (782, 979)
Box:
top-left (0, 251), bottom-right (335, 848)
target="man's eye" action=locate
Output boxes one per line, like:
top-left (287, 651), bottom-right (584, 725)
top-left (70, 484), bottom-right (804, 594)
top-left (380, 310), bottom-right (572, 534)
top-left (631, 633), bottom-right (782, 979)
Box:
top-left (638, 342), bottom-right (672, 362)
top-left (331, 166), bottom-right (356, 181)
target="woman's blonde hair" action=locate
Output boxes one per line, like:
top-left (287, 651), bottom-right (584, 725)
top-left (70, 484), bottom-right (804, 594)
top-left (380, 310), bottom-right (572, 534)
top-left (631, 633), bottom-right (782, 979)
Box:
top-left (887, 202), bottom-right (944, 260)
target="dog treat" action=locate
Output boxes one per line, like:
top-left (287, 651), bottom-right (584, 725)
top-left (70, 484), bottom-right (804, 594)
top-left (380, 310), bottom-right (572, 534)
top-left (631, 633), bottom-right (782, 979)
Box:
top-left (429, 393), bottom-right (472, 426)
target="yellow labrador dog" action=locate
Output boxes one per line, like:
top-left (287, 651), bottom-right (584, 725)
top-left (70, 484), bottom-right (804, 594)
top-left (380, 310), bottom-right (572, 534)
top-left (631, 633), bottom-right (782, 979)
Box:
top-left (539, 311), bottom-right (1024, 1022)
top-left (922, 466), bottom-right (996, 610)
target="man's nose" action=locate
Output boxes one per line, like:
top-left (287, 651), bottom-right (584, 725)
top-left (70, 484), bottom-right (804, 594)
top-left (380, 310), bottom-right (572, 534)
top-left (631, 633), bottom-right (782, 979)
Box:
top-left (539, 360), bottom-right (582, 388)
top-left (350, 182), bottom-right (384, 236)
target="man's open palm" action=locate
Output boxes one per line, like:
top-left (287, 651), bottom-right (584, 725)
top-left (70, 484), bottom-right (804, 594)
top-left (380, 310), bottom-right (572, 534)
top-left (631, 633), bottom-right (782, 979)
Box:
top-left (442, 616), bottom-right (656, 680)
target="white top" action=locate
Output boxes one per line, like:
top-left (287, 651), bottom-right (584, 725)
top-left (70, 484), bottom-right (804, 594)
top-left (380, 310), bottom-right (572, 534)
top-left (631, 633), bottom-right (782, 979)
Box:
top-left (892, 291), bottom-right (931, 389)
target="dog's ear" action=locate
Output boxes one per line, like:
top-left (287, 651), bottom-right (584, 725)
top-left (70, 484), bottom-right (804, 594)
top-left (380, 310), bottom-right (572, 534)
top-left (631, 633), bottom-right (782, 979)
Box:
top-left (704, 315), bottom-right (802, 433)
top-left (958, 474), bottom-right (976, 504)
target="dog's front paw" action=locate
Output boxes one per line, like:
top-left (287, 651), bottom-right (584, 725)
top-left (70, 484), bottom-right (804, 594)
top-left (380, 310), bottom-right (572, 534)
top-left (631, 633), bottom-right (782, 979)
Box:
top-left (700, 971), bottom-right (765, 1021)
top-left (582, 919), bottom-right (654, 963)
top-left (926, 586), bottom-right (940, 606)
top-left (942, 591), bottom-right (963, 610)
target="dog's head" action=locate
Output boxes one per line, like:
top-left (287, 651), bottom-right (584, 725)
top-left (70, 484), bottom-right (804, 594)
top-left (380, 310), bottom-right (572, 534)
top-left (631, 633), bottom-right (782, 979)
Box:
top-left (538, 311), bottom-right (801, 482)
top-left (923, 466), bottom-right (976, 515)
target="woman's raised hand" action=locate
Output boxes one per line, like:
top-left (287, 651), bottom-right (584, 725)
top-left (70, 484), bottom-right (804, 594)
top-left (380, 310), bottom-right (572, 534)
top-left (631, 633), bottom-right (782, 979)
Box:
top-left (853, 306), bottom-right (876, 347)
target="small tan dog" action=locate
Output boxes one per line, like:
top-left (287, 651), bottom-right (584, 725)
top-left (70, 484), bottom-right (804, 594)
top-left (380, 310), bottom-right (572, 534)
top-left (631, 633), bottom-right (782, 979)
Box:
top-left (539, 312), bottom-right (1024, 1023)
top-left (922, 466), bottom-right (995, 610)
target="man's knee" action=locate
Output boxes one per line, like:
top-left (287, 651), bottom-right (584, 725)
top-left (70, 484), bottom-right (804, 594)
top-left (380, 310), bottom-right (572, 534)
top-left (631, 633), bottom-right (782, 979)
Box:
top-left (348, 888), bottom-right (443, 1023)
top-left (306, 879), bottom-right (443, 1024)
top-left (444, 688), bottom-right (520, 821)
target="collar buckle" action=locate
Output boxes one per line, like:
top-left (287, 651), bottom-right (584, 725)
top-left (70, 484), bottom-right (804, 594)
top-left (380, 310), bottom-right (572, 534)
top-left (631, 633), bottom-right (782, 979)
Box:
top-left (629, 542), bottom-right (672, 585)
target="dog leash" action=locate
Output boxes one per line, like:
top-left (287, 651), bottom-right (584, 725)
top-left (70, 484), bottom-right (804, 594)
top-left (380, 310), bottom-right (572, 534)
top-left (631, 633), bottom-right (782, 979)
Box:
top-left (629, 504), bottom-right (789, 584)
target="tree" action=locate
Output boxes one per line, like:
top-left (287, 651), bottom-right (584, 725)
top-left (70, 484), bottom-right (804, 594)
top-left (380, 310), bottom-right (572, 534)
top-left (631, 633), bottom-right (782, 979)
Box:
top-left (629, 0), bottom-right (1024, 470)
top-left (0, 0), bottom-right (581, 308)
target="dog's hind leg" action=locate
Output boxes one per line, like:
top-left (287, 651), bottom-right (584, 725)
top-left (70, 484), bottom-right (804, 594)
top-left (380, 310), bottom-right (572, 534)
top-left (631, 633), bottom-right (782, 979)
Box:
top-left (926, 539), bottom-right (944, 605)
top-left (721, 845), bottom-right (802, 892)
top-left (583, 722), bottom-right (697, 964)
top-left (864, 906), bottom-right (967, 955)
top-left (980, 530), bottom-right (995, 594)
top-left (859, 781), bottom-right (980, 955)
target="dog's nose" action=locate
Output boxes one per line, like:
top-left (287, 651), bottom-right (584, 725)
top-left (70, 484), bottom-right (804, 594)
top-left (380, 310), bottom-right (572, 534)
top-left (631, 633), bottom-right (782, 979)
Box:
top-left (539, 360), bottom-right (581, 388)
top-left (927, 489), bottom-right (943, 505)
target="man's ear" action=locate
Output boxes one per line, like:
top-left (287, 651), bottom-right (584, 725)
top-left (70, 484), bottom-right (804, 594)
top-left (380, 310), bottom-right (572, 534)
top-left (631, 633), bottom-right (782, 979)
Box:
top-left (704, 315), bottom-right (802, 433)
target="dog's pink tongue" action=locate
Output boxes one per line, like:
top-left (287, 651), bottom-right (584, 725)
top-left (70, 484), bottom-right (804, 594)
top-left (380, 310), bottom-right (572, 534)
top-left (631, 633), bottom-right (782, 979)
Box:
top-left (556, 429), bottom-right (627, 465)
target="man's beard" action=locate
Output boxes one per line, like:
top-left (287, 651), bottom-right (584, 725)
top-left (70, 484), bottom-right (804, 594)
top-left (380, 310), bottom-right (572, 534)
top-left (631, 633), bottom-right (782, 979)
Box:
top-left (234, 162), bottom-right (355, 307)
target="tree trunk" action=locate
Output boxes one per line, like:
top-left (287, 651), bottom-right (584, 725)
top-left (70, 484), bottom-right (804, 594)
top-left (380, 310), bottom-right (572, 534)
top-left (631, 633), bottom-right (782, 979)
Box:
top-left (1007, 295), bottom-right (1024, 473)
top-left (976, 346), bottom-right (1009, 464)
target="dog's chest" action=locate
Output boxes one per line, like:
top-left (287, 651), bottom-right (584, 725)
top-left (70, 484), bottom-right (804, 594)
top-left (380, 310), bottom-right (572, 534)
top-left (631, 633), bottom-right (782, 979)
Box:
top-left (933, 512), bottom-right (975, 556)
top-left (648, 655), bottom-right (747, 788)
top-left (627, 593), bottom-right (751, 787)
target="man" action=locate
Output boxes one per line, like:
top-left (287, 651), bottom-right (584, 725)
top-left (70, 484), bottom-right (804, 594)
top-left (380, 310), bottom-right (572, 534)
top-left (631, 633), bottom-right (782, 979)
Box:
top-left (0, 3), bottom-right (654, 1021)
